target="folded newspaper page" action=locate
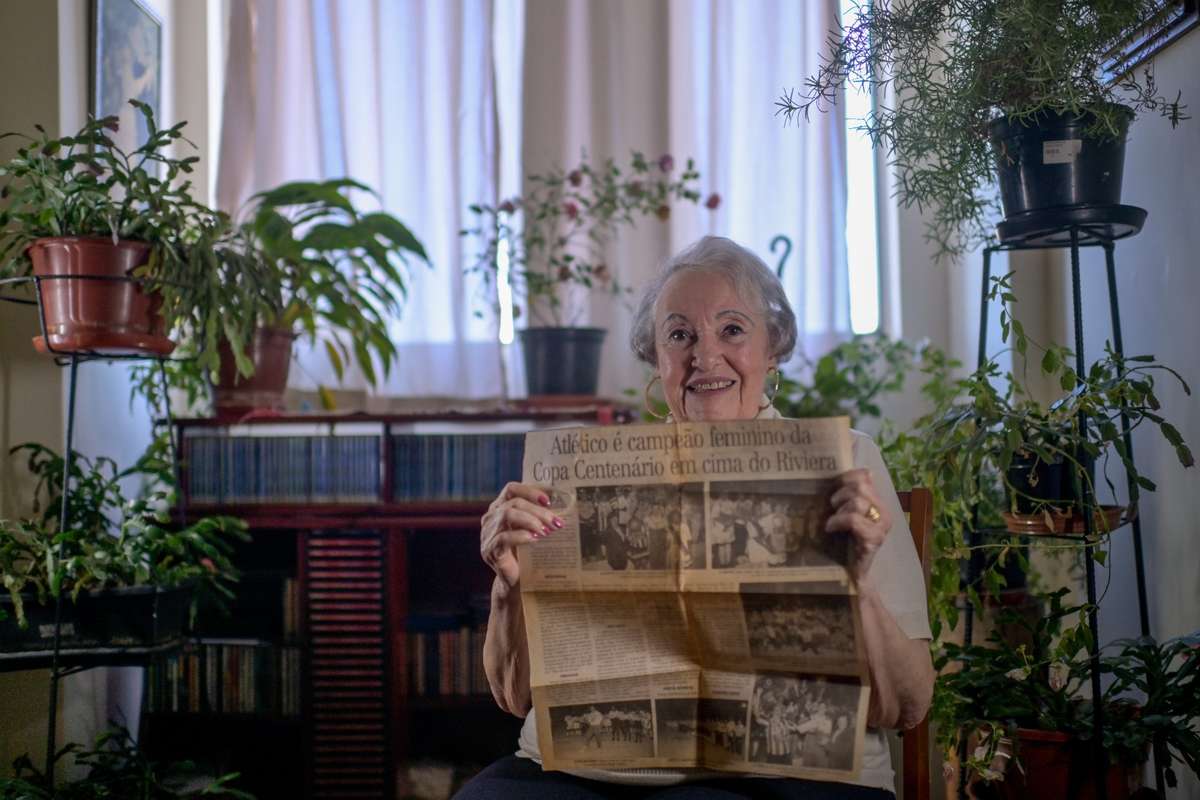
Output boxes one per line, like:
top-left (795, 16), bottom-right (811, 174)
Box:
top-left (518, 417), bottom-right (870, 781)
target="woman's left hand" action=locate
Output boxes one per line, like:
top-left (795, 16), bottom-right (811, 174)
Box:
top-left (825, 468), bottom-right (891, 584)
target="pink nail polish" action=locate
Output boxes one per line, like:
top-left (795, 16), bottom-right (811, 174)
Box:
top-left (553, 517), bottom-right (564, 528)
top-left (542, 525), bottom-right (551, 535)
top-left (539, 495), bottom-right (551, 507)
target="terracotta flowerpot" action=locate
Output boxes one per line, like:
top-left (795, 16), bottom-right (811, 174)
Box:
top-left (212, 326), bottom-right (296, 418)
top-left (27, 236), bottom-right (175, 356)
top-left (989, 728), bottom-right (1140, 800)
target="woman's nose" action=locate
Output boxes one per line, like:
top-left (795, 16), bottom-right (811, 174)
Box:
top-left (691, 336), bottom-right (722, 370)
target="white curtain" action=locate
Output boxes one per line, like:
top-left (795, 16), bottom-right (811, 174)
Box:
top-left (217, 0), bottom-right (503, 397)
top-left (218, 0), bottom-right (849, 400)
top-left (522, 0), bottom-right (849, 397)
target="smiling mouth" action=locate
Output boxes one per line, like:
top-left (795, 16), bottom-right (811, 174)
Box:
top-left (687, 379), bottom-right (737, 394)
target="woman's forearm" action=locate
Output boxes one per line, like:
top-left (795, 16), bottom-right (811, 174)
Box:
top-left (858, 581), bottom-right (934, 730)
top-left (483, 576), bottom-right (532, 717)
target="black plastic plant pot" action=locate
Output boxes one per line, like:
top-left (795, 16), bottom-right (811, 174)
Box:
top-left (77, 584), bottom-right (192, 647)
top-left (988, 105), bottom-right (1134, 220)
top-left (518, 326), bottom-right (607, 397)
top-left (1006, 452), bottom-right (1067, 514)
top-left (0, 594), bottom-right (92, 652)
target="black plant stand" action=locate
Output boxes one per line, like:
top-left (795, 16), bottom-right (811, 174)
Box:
top-left (0, 275), bottom-right (186, 791)
top-left (962, 204), bottom-right (1166, 799)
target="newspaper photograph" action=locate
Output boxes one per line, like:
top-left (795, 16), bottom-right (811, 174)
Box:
top-left (519, 418), bottom-right (870, 780)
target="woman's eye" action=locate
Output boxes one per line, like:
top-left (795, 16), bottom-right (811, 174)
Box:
top-left (722, 323), bottom-right (745, 337)
top-left (666, 329), bottom-right (692, 344)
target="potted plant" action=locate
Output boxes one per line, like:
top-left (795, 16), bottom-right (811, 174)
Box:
top-left (778, 1), bottom-right (1187, 259)
top-left (934, 588), bottom-right (1200, 799)
top-left (0, 724), bottom-right (254, 798)
top-left (137, 179), bottom-right (429, 417)
top-left (462, 150), bottom-right (719, 397)
top-left (0, 100), bottom-right (262, 358)
top-left (0, 442), bottom-right (247, 650)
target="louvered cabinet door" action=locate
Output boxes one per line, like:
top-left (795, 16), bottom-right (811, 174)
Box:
top-left (303, 530), bottom-right (392, 798)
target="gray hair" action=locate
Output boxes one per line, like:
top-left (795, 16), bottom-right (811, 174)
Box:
top-left (629, 236), bottom-right (798, 367)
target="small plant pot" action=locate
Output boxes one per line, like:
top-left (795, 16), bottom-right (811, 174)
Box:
top-left (77, 584), bottom-right (192, 647)
top-left (27, 237), bottom-right (176, 357)
top-left (988, 105), bottom-right (1134, 221)
top-left (518, 326), bottom-right (606, 397)
top-left (212, 326), bottom-right (296, 418)
top-left (0, 594), bottom-right (91, 652)
top-left (1006, 452), bottom-right (1068, 514)
top-left (983, 728), bottom-right (1141, 800)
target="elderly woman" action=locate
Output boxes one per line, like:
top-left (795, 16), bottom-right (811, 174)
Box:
top-left (459, 236), bottom-right (934, 800)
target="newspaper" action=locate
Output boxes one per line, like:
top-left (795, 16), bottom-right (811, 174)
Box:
top-left (518, 417), bottom-right (870, 781)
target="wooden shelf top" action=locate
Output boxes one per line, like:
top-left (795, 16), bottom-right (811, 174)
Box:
top-left (177, 501), bottom-right (491, 530)
top-left (173, 401), bottom-right (637, 430)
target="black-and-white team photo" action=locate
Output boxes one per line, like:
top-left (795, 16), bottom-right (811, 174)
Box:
top-left (547, 700), bottom-right (655, 760)
top-left (653, 698), bottom-right (699, 760)
top-left (697, 698), bottom-right (748, 760)
top-left (748, 674), bottom-right (859, 771)
top-left (708, 479), bottom-right (845, 569)
top-left (578, 484), bottom-right (700, 571)
top-left (741, 585), bottom-right (857, 662)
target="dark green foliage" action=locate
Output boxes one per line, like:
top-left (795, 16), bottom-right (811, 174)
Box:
top-left (0, 725), bottom-right (254, 799)
top-left (0, 442), bottom-right (247, 629)
top-left (778, 0), bottom-right (1187, 259)
top-left (776, 333), bottom-right (920, 423)
top-left (935, 587), bottom-right (1200, 785)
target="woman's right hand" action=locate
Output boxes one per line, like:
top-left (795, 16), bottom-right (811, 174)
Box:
top-left (480, 482), bottom-right (563, 589)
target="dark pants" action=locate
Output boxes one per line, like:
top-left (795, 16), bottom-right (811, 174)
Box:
top-left (453, 755), bottom-right (895, 799)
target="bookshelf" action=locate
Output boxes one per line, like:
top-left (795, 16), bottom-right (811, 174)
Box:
top-left (145, 404), bottom-right (633, 799)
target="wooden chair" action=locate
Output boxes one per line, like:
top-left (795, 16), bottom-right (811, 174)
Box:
top-left (897, 488), bottom-right (934, 800)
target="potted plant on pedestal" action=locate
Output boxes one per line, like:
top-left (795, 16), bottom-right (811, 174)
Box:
top-left (0, 442), bottom-right (247, 649)
top-left (462, 151), bottom-right (719, 397)
top-left (778, 0), bottom-right (1188, 259)
top-left (935, 587), bottom-right (1200, 799)
top-left (143, 178), bottom-right (429, 417)
top-left (0, 101), bottom-right (264, 358)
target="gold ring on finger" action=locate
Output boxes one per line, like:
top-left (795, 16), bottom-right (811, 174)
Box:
top-left (865, 505), bottom-right (881, 523)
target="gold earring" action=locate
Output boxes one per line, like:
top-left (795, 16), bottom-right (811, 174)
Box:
top-left (758, 367), bottom-right (781, 411)
top-left (644, 375), bottom-right (669, 420)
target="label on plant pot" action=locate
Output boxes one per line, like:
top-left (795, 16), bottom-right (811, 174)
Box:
top-left (1043, 139), bottom-right (1082, 164)
top-left (38, 622), bottom-right (75, 639)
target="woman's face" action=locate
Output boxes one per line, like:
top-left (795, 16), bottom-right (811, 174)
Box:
top-left (653, 270), bottom-right (774, 421)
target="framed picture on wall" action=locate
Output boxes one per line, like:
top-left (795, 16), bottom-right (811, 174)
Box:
top-left (91, 0), bottom-right (162, 152)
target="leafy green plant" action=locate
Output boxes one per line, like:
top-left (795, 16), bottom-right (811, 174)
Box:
top-left (0, 443), bottom-right (247, 628)
top-left (234, 178), bottom-right (429, 386)
top-left (0, 724), bottom-right (253, 799)
top-left (934, 588), bottom-right (1200, 788)
top-left (883, 275), bottom-right (1192, 636)
top-left (130, 179), bottom-right (430, 411)
top-left (462, 151), bottom-right (717, 326)
top-left (0, 100), bottom-right (267, 361)
top-left (776, 333), bottom-right (921, 423)
top-left (777, 0), bottom-right (1187, 259)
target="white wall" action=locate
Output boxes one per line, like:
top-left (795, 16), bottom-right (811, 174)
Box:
top-left (1071, 26), bottom-right (1200, 800)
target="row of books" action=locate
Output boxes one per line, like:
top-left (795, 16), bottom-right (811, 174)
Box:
top-left (183, 435), bottom-right (381, 504)
top-left (182, 432), bottom-right (524, 504)
top-left (406, 623), bottom-right (490, 699)
top-left (391, 433), bottom-right (524, 501)
top-left (145, 640), bottom-right (303, 717)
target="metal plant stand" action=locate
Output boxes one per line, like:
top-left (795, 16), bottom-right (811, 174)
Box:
top-left (962, 204), bottom-right (1166, 799)
top-left (0, 275), bottom-right (185, 791)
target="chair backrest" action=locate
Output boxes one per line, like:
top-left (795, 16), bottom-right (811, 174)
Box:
top-left (897, 488), bottom-right (933, 800)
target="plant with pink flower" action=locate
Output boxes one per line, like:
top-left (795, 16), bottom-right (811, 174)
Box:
top-left (462, 150), bottom-right (718, 325)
